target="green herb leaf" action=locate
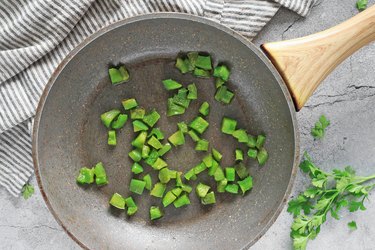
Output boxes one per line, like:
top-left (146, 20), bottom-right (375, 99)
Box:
top-left (348, 221), bottom-right (357, 230)
top-left (287, 195), bottom-right (313, 217)
top-left (356, 0), bottom-right (368, 11)
top-left (22, 183), bottom-right (34, 200)
top-left (311, 115), bottom-right (330, 139)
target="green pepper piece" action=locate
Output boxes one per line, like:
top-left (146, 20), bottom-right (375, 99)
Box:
top-left (194, 162), bottom-right (207, 175)
top-left (173, 194), bottom-right (191, 208)
top-left (159, 168), bottom-right (171, 183)
top-left (212, 148), bottom-right (222, 162)
top-left (109, 193), bottom-right (125, 209)
top-left (158, 143), bottom-right (172, 156)
top-left (148, 128), bottom-right (165, 140)
top-left (208, 159), bottom-right (219, 176)
top-left (195, 139), bottom-right (209, 151)
top-left (199, 102), bottom-right (210, 116)
top-left (143, 110), bottom-right (160, 127)
top-left (76, 167), bottom-right (94, 184)
top-left (162, 190), bottom-right (177, 207)
top-left (171, 187), bottom-right (183, 197)
top-left (129, 179), bottom-right (146, 195)
top-left (189, 117), bottom-right (209, 134)
top-left (225, 184), bottom-right (239, 194)
top-left (188, 130), bottom-right (200, 142)
top-left (201, 191), bottom-right (216, 205)
top-left (213, 65), bottom-right (230, 81)
top-left (175, 57), bottom-right (191, 74)
top-left (125, 196), bottom-right (138, 216)
top-left (247, 148), bottom-right (258, 159)
top-left (257, 148), bottom-right (268, 166)
top-left (130, 108), bottom-right (146, 120)
top-left (184, 168), bottom-right (197, 181)
top-left (247, 134), bottom-right (257, 148)
top-left (145, 149), bottom-right (159, 166)
top-left (187, 83), bottom-right (197, 100)
top-left (238, 176), bottom-right (253, 195)
top-left (162, 79), bottom-right (182, 90)
top-left (108, 130), bottom-right (116, 146)
top-left (202, 154), bottom-right (213, 168)
top-left (109, 66), bottom-right (129, 85)
top-left (215, 86), bottom-right (234, 104)
top-left (150, 183), bottom-right (167, 198)
top-left (152, 157), bottom-right (168, 170)
top-left (143, 174), bottom-right (152, 190)
top-left (132, 120), bottom-right (149, 132)
top-left (225, 167), bottom-right (236, 182)
top-left (182, 184), bottom-right (193, 193)
top-left (172, 88), bottom-right (190, 108)
top-left (94, 162), bottom-right (108, 185)
top-left (131, 131), bottom-right (147, 148)
top-left (235, 162), bottom-right (249, 179)
top-left (122, 98), bottom-right (138, 110)
top-left (148, 136), bottom-right (163, 149)
top-left (128, 149), bottom-right (142, 162)
top-left (221, 117), bottom-right (237, 135)
top-left (177, 122), bottom-right (188, 133)
top-left (235, 149), bottom-right (243, 161)
top-left (214, 167), bottom-right (225, 181)
top-left (111, 114), bottom-right (128, 129)
top-left (232, 129), bottom-right (248, 143)
top-left (196, 183), bottom-right (210, 198)
top-left (168, 130), bottom-right (185, 146)
top-left (215, 78), bottom-right (226, 89)
top-left (150, 206), bottom-right (163, 220)
top-left (187, 52), bottom-right (199, 68)
top-left (195, 55), bottom-right (212, 70)
top-left (256, 135), bottom-right (266, 149)
top-left (176, 172), bottom-right (183, 187)
top-left (217, 178), bottom-right (228, 193)
top-left (167, 98), bottom-right (186, 116)
top-left (101, 109), bottom-right (121, 128)
top-left (193, 68), bottom-right (211, 78)
top-left (131, 162), bottom-right (144, 174)
top-left (142, 145), bottom-right (151, 159)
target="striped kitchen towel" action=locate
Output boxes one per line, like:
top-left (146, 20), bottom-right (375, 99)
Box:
top-left (0, 0), bottom-right (316, 196)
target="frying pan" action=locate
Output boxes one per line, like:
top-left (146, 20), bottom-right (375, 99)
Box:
top-left (33, 6), bottom-right (375, 250)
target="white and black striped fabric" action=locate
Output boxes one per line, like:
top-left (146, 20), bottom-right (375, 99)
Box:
top-left (0, 0), bottom-right (316, 196)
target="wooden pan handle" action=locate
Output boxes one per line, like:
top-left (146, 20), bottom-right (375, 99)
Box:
top-left (261, 5), bottom-right (375, 110)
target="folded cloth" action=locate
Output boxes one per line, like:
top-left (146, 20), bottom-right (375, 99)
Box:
top-left (0, 0), bottom-right (316, 196)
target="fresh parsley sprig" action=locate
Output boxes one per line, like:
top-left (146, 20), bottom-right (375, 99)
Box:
top-left (311, 115), bottom-right (330, 139)
top-left (288, 153), bottom-right (375, 250)
top-left (21, 183), bottom-right (34, 200)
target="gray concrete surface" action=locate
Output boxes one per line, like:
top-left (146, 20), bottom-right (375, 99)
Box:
top-left (1, 0), bottom-right (374, 249)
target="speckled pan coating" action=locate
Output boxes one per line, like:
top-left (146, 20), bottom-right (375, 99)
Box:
top-left (33, 13), bottom-right (299, 250)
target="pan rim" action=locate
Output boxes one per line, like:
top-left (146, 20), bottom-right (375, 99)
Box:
top-left (32, 12), bottom-right (299, 250)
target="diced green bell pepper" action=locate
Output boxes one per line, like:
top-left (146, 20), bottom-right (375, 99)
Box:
top-left (76, 167), bottom-right (94, 184)
top-left (238, 176), bottom-right (253, 195)
top-left (187, 83), bottom-right (197, 100)
top-left (108, 130), bottom-right (116, 146)
top-left (195, 139), bottom-right (209, 151)
top-left (199, 102), bottom-right (210, 116)
top-left (130, 108), bottom-right (145, 120)
top-left (189, 117), bottom-right (209, 134)
top-left (94, 162), bottom-right (108, 185)
top-left (150, 182), bottom-right (167, 198)
top-left (109, 193), bottom-right (125, 209)
top-left (143, 174), bottom-right (152, 190)
top-left (122, 98), bottom-right (138, 110)
top-left (221, 117), bottom-right (237, 135)
top-left (109, 66), bottom-right (129, 85)
top-left (168, 130), bottom-right (185, 146)
top-left (101, 109), bottom-right (121, 128)
top-left (129, 179), bottom-right (146, 195)
top-left (150, 206), bottom-right (163, 220)
top-left (196, 183), bottom-right (210, 198)
top-left (132, 120), bottom-right (149, 132)
top-left (173, 194), bottom-right (191, 208)
top-left (131, 162), bottom-right (144, 174)
top-left (213, 65), bottom-right (230, 81)
top-left (143, 110), bottom-right (160, 127)
top-left (112, 114), bottom-right (128, 129)
top-left (201, 191), bottom-right (216, 205)
top-left (162, 79), bottom-right (182, 90)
